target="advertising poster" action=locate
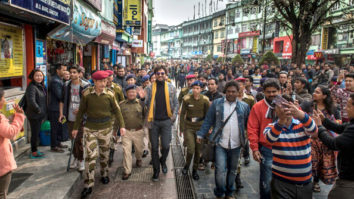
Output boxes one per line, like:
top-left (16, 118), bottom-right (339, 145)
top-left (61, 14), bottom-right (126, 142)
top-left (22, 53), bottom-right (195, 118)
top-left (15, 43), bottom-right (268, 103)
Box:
top-left (0, 23), bottom-right (23, 78)
top-left (2, 94), bottom-right (25, 140)
top-left (35, 40), bottom-right (48, 86)
top-left (124, 0), bottom-right (141, 26)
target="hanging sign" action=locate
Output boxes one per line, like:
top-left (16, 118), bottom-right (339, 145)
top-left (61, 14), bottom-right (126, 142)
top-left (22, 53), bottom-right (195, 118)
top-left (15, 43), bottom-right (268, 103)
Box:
top-left (10, 0), bottom-right (71, 25)
top-left (124, 0), bottom-right (141, 26)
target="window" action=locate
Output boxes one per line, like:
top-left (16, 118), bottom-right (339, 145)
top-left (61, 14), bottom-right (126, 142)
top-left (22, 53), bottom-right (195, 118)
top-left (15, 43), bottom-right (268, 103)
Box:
top-left (228, 27), bottom-right (234, 35)
top-left (350, 0), bottom-right (354, 6)
top-left (220, 30), bottom-right (225, 38)
top-left (235, 9), bottom-right (240, 18)
top-left (214, 31), bottom-right (218, 39)
top-left (217, 45), bottom-right (221, 52)
top-left (242, 24), bottom-right (248, 32)
top-left (214, 20), bottom-right (218, 27)
top-left (220, 17), bottom-right (225, 26)
top-left (235, 25), bottom-right (240, 33)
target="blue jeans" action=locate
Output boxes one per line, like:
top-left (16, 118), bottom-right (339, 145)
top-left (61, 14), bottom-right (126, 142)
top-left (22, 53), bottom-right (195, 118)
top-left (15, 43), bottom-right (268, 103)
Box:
top-left (214, 145), bottom-right (241, 197)
top-left (259, 145), bottom-right (273, 199)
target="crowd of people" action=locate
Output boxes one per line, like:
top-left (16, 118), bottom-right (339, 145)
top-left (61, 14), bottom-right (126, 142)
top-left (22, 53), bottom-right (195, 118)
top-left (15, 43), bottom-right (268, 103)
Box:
top-left (0, 59), bottom-right (354, 199)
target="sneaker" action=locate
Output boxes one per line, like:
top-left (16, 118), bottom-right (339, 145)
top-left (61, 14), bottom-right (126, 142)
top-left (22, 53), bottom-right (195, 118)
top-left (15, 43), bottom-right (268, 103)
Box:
top-left (70, 158), bottom-right (78, 169)
top-left (36, 151), bottom-right (44, 156)
top-left (78, 160), bottom-right (85, 171)
top-left (30, 152), bottom-right (44, 159)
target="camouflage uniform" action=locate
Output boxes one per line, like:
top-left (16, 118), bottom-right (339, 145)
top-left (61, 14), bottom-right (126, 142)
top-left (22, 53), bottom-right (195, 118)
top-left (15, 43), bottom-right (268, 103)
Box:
top-left (108, 82), bottom-right (124, 150)
top-left (74, 87), bottom-right (125, 188)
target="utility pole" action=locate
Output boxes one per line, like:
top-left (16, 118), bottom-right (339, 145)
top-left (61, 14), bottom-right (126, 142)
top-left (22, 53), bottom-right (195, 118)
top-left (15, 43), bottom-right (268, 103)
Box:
top-left (261, 0), bottom-right (268, 55)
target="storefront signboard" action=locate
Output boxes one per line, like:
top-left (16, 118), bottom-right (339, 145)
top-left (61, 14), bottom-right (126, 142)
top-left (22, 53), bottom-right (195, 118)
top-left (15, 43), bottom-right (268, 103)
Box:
top-left (132, 40), bottom-right (143, 47)
top-left (85, 0), bottom-right (101, 11)
top-left (0, 23), bottom-right (23, 78)
top-left (124, 0), bottom-right (141, 26)
top-left (10, 0), bottom-right (71, 25)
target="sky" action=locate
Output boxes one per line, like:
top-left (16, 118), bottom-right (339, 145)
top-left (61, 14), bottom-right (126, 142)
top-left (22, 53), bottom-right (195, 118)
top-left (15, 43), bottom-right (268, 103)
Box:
top-left (153, 0), bottom-right (229, 26)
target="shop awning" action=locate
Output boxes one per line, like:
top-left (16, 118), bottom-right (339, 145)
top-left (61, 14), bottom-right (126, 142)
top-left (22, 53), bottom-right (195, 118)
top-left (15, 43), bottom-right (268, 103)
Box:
top-left (94, 20), bottom-right (116, 45)
top-left (47, 0), bottom-right (101, 45)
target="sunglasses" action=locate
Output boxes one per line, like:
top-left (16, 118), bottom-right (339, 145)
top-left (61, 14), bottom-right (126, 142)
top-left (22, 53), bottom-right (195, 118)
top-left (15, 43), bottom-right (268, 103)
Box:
top-left (156, 72), bottom-right (165, 76)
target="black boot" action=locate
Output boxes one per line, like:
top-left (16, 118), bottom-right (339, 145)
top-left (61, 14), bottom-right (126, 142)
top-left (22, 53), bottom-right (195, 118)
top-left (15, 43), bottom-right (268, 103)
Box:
top-left (235, 174), bottom-right (244, 191)
top-left (101, 176), bottom-right (110, 184)
top-left (192, 170), bottom-right (199, 181)
top-left (109, 149), bottom-right (115, 167)
top-left (81, 187), bottom-right (92, 199)
top-left (152, 170), bottom-right (159, 182)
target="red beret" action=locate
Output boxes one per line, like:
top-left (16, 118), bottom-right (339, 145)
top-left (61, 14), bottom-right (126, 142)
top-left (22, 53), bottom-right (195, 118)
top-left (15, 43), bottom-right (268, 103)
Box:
top-left (105, 70), bottom-right (114, 76)
top-left (92, 70), bottom-right (109, 80)
top-left (235, 77), bottom-right (246, 82)
top-left (186, 74), bottom-right (197, 79)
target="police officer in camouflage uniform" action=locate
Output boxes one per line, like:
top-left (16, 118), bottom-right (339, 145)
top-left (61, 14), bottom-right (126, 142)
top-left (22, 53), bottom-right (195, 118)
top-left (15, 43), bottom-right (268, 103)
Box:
top-left (180, 80), bottom-right (210, 180)
top-left (105, 70), bottom-right (125, 166)
top-left (72, 70), bottom-right (125, 199)
top-left (178, 74), bottom-right (197, 104)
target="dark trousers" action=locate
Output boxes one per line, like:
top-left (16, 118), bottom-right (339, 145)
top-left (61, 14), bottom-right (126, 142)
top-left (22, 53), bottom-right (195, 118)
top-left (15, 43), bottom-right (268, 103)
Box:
top-left (260, 145), bottom-right (273, 199)
top-left (67, 121), bottom-right (84, 161)
top-left (28, 118), bottom-right (43, 152)
top-left (328, 178), bottom-right (354, 199)
top-left (149, 119), bottom-right (172, 172)
top-left (48, 111), bottom-right (63, 148)
top-left (271, 178), bottom-right (312, 199)
top-left (0, 172), bottom-right (12, 199)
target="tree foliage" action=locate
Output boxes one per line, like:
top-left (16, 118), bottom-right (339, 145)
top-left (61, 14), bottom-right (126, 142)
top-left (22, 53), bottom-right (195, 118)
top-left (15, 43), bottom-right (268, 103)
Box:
top-left (273, 0), bottom-right (345, 65)
top-left (216, 57), bottom-right (224, 63)
top-left (259, 51), bottom-right (279, 65)
top-left (232, 54), bottom-right (244, 65)
top-left (205, 54), bottom-right (213, 62)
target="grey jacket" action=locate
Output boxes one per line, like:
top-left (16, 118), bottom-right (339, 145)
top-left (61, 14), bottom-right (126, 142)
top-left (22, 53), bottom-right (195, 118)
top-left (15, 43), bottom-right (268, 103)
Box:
top-left (144, 81), bottom-right (179, 125)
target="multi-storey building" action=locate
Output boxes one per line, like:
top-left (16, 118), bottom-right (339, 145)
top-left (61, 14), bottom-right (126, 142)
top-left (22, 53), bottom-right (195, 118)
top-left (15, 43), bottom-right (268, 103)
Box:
top-left (152, 24), bottom-right (169, 57)
top-left (212, 10), bottom-right (226, 58)
top-left (181, 15), bottom-right (213, 59)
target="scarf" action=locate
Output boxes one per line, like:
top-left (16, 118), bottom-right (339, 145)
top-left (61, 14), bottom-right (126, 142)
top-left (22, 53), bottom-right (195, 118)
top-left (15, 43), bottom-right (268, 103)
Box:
top-left (147, 81), bottom-right (172, 122)
top-left (265, 98), bottom-right (277, 122)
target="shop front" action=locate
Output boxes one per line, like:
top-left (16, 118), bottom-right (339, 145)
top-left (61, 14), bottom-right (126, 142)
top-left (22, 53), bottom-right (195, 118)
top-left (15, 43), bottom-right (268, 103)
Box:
top-left (273, 35), bottom-right (293, 62)
top-left (238, 30), bottom-right (260, 63)
top-left (48, 0), bottom-right (101, 72)
top-left (94, 20), bottom-right (116, 70)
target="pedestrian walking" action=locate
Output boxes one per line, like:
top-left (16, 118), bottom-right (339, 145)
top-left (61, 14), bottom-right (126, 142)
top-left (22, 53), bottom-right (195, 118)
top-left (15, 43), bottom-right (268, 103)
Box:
top-left (0, 88), bottom-right (25, 199)
top-left (145, 65), bottom-right (178, 182)
top-left (248, 78), bottom-right (281, 199)
top-left (59, 65), bottom-right (90, 171)
top-left (197, 81), bottom-right (250, 199)
top-left (180, 80), bottom-right (210, 180)
top-left (72, 70), bottom-right (125, 198)
top-left (120, 85), bottom-right (146, 180)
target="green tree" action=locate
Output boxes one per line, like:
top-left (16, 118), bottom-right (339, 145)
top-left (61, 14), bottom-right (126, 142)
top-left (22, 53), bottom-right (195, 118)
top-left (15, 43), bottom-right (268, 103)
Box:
top-left (216, 57), bottom-right (224, 63)
top-left (259, 51), bottom-right (280, 65)
top-left (232, 54), bottom-right (244, 65)
top-left (205, 54), bottom-right (213, 62)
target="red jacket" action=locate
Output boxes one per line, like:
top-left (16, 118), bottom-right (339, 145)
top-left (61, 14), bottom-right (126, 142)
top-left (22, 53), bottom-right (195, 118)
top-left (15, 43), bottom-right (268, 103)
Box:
top-left (0, 113), bottom-right (25, 177)
top-left (247, 99), bottom-right (273, 152)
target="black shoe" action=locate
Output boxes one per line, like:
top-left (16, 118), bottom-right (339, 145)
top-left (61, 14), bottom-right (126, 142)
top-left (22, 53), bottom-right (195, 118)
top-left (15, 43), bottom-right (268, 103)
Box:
top-left (101, 177), bottom-right (110, 184)
top-left (109, 149), bottom-right (115, 167)
top-left (192, 170), bottom-right (199, 181)
top-left (142, 150), bottom-right (149, 158)
top-left (81, 187), bottom-right (92, 199)
top-left (235, 174), bottom-right (244, 190)
top-left (152, 171), bottom-right (159, 182)
top-left (244, 156), bottom-right (250, 166)
top-left (182, 166), bottom-right (188, 175)
top-left (160, 158), bottom-right (168, 174)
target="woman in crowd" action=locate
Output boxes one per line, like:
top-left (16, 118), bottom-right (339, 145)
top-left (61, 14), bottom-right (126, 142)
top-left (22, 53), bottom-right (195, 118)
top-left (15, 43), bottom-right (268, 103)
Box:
top-left (25, 69), bottom-right (47, 159)
top-left (311, 85), bottom-right (339, 192)
top-left (0, 88), bottom-right (25, 199)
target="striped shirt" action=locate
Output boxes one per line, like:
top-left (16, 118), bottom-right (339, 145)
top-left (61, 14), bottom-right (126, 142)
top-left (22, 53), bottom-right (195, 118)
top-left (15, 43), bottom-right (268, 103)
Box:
top-left (252, 74), bottom-right (262, 88)
top-left (263, 114), bottom-right (318, 184)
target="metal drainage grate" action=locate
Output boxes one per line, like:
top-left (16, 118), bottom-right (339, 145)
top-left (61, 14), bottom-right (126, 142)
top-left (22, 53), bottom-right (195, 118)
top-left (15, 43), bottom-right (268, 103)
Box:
top-left (114, 167), bottom-right (154, 183)
top-left (171, 130), bottom-right (196, 199)
top-left (8, 173), bottom-right (33, 193)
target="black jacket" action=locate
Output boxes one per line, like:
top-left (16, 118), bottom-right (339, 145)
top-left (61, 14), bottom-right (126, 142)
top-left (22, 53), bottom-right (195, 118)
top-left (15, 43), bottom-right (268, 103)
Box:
top-left (48, 74), bottom-right (63, 112)
top-left (113, 76), bottom-right (126, 88)
top-left (61, 79), bottom-right (90, 119)
top-left (25, 82), bottom-right (47, 120)
top-left (319, 118), bottom-right (354, 181)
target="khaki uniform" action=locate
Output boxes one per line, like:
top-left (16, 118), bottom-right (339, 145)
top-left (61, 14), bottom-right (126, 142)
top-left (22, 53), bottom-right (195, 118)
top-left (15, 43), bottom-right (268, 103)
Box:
top-left (120, 99), bottom-right (146, 174)
top-left (108, 82), bottom-right (125, 149)
top-left (180, 94), bottom-right (210, 170)
top-left (178, 87), bottom-right (190, 105)
top-left (74, 87), bottom-right (125, 188)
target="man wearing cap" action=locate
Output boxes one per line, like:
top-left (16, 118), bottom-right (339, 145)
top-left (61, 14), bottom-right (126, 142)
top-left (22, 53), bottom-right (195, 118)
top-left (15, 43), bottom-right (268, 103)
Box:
top-left (180, 80), bottom-right (210, 180)
top-left (120, 85), bottom-right (146, 180)
top-left (72, 70), bottom-right (125, 198)
top-left (178, 74), bottom-right (196, 104)
top-left (105, 70), bottom-right (125, 166)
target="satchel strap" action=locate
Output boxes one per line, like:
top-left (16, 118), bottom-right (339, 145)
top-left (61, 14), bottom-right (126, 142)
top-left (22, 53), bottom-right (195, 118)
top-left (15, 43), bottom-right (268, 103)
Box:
top-left (211, 102), bottom-right (238, 142)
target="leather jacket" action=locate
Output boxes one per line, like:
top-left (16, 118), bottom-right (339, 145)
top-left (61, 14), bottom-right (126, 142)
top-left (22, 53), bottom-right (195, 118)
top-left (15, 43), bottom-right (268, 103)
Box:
top-left (25, 82), bottom-right (47, 119)
top-left (48, 74), bottom-right (63, 112)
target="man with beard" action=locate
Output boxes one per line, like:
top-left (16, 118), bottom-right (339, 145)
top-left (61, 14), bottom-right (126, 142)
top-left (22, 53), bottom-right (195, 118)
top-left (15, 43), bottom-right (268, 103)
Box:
top-left (247, 78), bottom-right (281, 199)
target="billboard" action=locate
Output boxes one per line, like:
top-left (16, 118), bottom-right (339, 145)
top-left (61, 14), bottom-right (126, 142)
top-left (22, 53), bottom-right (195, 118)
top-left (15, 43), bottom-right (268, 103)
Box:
top-left (124, 0), bottom-right (141, 26)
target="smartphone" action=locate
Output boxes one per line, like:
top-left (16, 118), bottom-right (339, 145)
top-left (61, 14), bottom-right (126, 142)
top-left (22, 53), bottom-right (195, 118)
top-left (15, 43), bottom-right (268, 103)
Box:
top-left (273, 95), bottom-right (288, 107)
top-left (61, 116), bottom-right (67, 124)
